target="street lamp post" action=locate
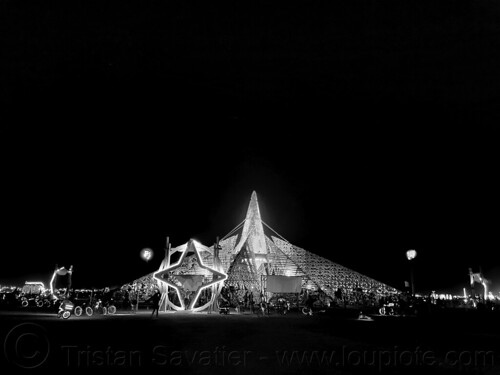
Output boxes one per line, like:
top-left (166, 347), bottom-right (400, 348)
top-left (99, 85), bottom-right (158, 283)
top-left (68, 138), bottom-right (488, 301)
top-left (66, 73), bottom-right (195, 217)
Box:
top-left (406, 249), bottom-right (417, 296)
top-left (135, 283), bottom-right (140, 313)
top-left (137, 248), bottom-right (155, 312)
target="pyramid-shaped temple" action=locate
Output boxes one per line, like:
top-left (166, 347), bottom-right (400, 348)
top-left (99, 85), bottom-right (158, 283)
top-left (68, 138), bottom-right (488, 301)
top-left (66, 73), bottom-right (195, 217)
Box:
top-left (123, 191), bottom-right (398, 311)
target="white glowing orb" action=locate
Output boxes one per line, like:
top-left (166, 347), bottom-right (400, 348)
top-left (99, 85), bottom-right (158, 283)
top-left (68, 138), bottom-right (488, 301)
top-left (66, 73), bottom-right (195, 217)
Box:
top-left (406, 249), bottom-right (417, 260)
top-left (140, 248), bottom-right (154, 262)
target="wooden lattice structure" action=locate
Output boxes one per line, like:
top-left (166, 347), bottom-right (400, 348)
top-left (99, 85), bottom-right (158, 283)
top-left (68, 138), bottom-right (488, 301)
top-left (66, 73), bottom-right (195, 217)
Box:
top-left (122, 191), bottom-right (398, 311)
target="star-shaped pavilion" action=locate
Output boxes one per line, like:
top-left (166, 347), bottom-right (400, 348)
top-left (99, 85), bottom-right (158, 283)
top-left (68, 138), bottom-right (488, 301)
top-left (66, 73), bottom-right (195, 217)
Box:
top-left (154, 239), bottom-right (227, 311)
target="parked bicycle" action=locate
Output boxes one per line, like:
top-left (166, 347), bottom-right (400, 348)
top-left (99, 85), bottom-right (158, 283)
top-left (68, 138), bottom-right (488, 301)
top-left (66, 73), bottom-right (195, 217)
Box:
top-left (379, 302), bottom-right (399, 316)
top-left (57, 299), bottom-right (76, 319)
top-left (275, 298), bottom-right (290, 315)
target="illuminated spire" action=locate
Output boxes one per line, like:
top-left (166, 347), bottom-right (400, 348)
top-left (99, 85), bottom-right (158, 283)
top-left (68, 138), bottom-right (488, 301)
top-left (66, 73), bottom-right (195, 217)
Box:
top-left (123, 191), bottom-right (400, 306)
top-left (234, 191), bottom-right (267, 255)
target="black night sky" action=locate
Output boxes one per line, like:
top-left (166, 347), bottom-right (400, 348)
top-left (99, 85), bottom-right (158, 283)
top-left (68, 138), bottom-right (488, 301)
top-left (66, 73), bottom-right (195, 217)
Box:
top-left (1, 0), bottom-right (498, 295)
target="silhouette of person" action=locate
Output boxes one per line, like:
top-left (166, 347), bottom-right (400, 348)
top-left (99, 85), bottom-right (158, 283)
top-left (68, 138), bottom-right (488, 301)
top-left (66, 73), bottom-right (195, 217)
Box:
top-left (150, 290), bottom-right (161, 319)
top-left (306, 294), bottom-right (315, 315)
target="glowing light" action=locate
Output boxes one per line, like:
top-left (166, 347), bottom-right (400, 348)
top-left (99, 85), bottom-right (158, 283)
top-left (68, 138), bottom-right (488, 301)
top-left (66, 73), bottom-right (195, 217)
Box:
top-left (140, 248), bottom-right (154, 262)
top-left (406, 249), bottom-right (417, 261)
top-left (49, 266), bottom-right (73, 295)
top-left (50, 267), bottom-right (65, 294)
top-left (25, 282), bottom-right (45, 288)
top-left (21, 281), bottom-right (46, 294)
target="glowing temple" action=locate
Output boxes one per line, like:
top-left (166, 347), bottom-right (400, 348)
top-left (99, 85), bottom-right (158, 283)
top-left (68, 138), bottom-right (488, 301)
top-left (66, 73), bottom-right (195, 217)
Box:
top-left (124, 191), bottom-right (398, 311)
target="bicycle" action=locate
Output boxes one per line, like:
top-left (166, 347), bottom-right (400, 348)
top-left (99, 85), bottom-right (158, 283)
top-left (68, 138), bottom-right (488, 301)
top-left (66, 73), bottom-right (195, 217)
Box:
top-left (275, 299), bottom-right (290, 315)
top-left (218, 300), bottom-right (230, 315)
top-left (379, 302), bottom-right (398, 316)
top-left (57, 299), bottom-right (75, 319)
top-left (255, 301), bottom-right (269, 317)
top-left (301, 306), bottom-right (313, 316)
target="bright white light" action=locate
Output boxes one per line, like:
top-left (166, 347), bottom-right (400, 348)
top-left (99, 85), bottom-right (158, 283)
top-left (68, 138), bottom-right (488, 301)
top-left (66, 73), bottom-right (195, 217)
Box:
top-left (25, 282), bottom-right (45, 288)
top-left (50, 267), bottom-right (65, 295)
top-left (406, 249), bottom-right (417, 260)
top-left (140, 248), bottom-right (154, 262)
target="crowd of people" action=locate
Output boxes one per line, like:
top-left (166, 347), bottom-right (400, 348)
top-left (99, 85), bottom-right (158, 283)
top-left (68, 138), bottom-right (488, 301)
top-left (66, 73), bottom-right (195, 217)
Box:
top-left (2, 283), bottom-right (498, 317)
top-left (214, 285), bottom-right (500, 317)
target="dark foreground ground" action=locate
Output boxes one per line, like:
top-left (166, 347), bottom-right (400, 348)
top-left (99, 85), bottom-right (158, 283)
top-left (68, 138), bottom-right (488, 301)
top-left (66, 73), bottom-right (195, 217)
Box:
top-left (1, 308), bottom-right (499, 375)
